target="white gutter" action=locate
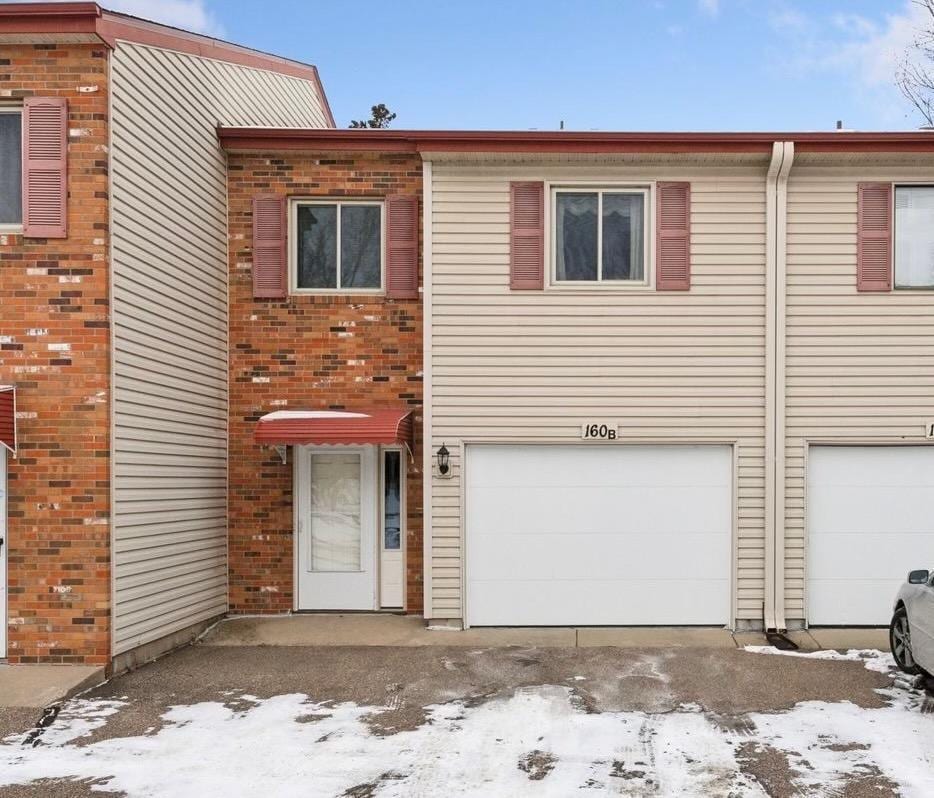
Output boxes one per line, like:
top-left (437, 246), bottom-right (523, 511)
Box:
top-left (764, 142), bottom-right (794, 631)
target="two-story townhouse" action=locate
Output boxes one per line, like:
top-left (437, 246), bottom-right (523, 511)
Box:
top-left (221, 134), bottom-right (424, 616)
top-left (0, 2), bottom-right (332, 669)
top-left (220, 128), bottom-right (934, 634)
top-left (420, 132), bottom-right (934, 633)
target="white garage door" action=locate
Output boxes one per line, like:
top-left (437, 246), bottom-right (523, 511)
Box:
top-left (465, 444), bottom-right (732, 626)
top-left (808, 446), bottom-right (934, 626)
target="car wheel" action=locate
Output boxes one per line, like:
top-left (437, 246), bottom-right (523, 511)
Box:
top-left (890, 606), bottom-right (921, 675)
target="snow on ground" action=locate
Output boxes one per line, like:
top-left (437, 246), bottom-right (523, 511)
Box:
top-left (0, 652), bottom-right (931, 797)
top-left (743, 645), bottom-right (896, 673)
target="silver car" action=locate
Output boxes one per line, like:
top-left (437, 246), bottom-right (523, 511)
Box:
top-left (890, 568), bottom-right (934, 676)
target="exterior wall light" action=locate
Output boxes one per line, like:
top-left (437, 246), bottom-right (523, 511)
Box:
top-left (437, 443), bottom-right (450, 476)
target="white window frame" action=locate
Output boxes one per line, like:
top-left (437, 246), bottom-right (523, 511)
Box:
top-left (380, 445), bottom-right (405, 553)
top-left (549, 185), bottom-right (652, 290)
top-left (379, 444), bottom-right (406, 609)
top-left (289, 198), bottom-right (385, 294)
top-left (0, 106), bottom-right (23, 234)
top-left (893, 183), bottom-right (934, 291)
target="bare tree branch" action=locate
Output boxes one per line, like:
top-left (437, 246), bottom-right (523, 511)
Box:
top-left (897, 0), bottom-right (934, 126)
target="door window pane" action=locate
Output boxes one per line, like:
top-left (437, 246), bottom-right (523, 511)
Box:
top-left (383, 450), bottom-right (402, 550)
top-left (895, 186), bottom-right (934, 288)
top-left (603, 193), bottom-right (644, 281)
top-left (0, 112), bottom-right (22, 226)
top-left (297, 204), bottom-right (337, 289)
top-left (340, 204), bottom-right (381, 288)
top-left (555, 193), bottom-right (598, 281)
top-left (310, 453), bottom-right (361, 572)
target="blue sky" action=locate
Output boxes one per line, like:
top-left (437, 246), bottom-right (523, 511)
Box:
top-left (105, 0), bottom-right (930, 131)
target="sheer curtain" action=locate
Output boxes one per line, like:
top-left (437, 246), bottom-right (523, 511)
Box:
top-left (895, 187), bottom-right (934, 287)
top-left (556, 193), bottom-right (598, 280)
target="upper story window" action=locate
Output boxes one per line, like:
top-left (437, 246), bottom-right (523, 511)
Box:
top-left (553, 188), bottom-right (647, 284)
top-left (294, 200), bottom-right (383, 292)
top-left (0, 108), bottom-right (22, 228)
top-left (895, 185), bottom-right (934, 288)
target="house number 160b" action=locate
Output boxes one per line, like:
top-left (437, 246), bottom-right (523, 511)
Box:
top-left (581, 423), bottom-right (618, 440)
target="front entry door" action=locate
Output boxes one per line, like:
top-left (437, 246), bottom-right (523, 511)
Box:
top-left (296, 447), bottom-right (377, 610)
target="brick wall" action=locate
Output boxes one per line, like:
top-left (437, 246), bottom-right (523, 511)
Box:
top-left (228, 152), bottom-right (424, 614)
top-left (0, 44), bottom-right (111, 664)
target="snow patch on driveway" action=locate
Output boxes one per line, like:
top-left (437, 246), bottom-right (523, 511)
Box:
top-left (743, 645), bottom-right (896, 673)
top-left (0, 653), bottom-right (931, 796)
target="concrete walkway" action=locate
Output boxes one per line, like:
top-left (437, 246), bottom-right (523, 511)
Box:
top-left (202, 614), bottom-right (890, 651)
top-left (0, 664), bottom-right (104, 709)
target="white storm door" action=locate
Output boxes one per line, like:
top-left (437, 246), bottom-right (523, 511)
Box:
top-left (297, 447), bottom-right (377, 610)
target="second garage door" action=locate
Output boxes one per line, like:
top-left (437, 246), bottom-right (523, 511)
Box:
top-left (465, 444), bottom-right (732, 626)
top-left (808, 445), bottom-right (934, 626)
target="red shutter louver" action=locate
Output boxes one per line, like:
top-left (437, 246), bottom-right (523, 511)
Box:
top-left (252, 195), bottom-right (287, 299)
top-left (23, 96), bottom-right (67, 239)
top-left (656, 182), bottom-right (691, 291)
top-left (385, 194), bottom-right (419, 299)
top-left (510, 182), bottom-right (544, 289)
top-left (857, 182), bottom-right (892, 292)
top-left (0, 386), bottom-right (15, 456)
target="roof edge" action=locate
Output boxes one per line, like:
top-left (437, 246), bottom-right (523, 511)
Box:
top-left (217, 127), bottom-right (934, 154)
top-left (0, 3), bottom-right (335, 127)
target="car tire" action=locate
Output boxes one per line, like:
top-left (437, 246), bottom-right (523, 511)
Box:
top-left (890, 605), bottom-right (921, 675)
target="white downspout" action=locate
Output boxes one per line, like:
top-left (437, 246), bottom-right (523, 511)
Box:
top-left (763, 143), bottom-right (782, 632)
top-left (764, 141), bottom-right (794, 632)
top-left (773, 141), bottom-right (794, 631)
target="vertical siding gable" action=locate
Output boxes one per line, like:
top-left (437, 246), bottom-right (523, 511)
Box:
top-left (109, 42), bottom-right (329, 655)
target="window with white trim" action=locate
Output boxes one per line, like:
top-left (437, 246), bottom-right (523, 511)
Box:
top-left (0, 108), bottom-right (22, 228)
top-left (553, 188), bottom-right (647, 283)
top-left (294, 200), bottom-right (383, 291)
top-left (895, 185), bottom-right (934, 288)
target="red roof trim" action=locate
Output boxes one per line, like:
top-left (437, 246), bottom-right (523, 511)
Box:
top-left (0, 3), bottom-right (335, 127)
top-left (217, 127), bottom-right (934, 154)
top-left (254, 409), bottom-right (414, 447)
top-left (0, 385), bottom-right (16, 456)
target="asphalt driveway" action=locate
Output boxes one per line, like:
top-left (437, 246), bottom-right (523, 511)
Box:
top-left (0, 643), bottom-right (931, 796)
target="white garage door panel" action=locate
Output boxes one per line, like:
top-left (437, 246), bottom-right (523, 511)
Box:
top-left (469, 486), bottom-right (731, 536)
top-left (470, 533), bottom-right (729, 581)
top-left (808, 446), bottom-right (934, 626)
top-left (466, 445), bottom-right (732, 626)
top-left (468, 580), bottom-right (730, 627)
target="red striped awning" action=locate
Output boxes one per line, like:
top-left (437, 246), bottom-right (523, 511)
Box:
top-left (255, 408), bottom-right (413, 446)
top-left (0, 386), bottom-right (15, 455)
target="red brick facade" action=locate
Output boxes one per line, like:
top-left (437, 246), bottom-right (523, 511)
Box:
top-left (227, 152), bottom-right (424, 615)
top-left (0, 44), bottom-right (111, 664)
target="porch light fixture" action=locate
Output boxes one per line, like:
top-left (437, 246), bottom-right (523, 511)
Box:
top-left (437, 443), bottom-right (450, 476)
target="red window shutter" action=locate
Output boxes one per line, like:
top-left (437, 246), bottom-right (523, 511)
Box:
top-left (656, 182), bottom-right (691, 291)
top-left (857, 182), bottom-right (892, 292)
top-left (386, 194), bottom-right (419, 299)
top-left (252, 195), bottom-right (287, 299)
top-left (510, 182), bottom-right (544, 289)
top-left (23, 96), bottom-right (67, 238)
top-left (0, 386), bottom-right (15, 455)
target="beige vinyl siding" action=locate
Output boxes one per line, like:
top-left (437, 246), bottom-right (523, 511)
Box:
top-left (784, 160), bottom-right (934, 624)
top-left (428, 158), bottom-right (769, 624)
top-left (110, 42), bottom-right (329, 655)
